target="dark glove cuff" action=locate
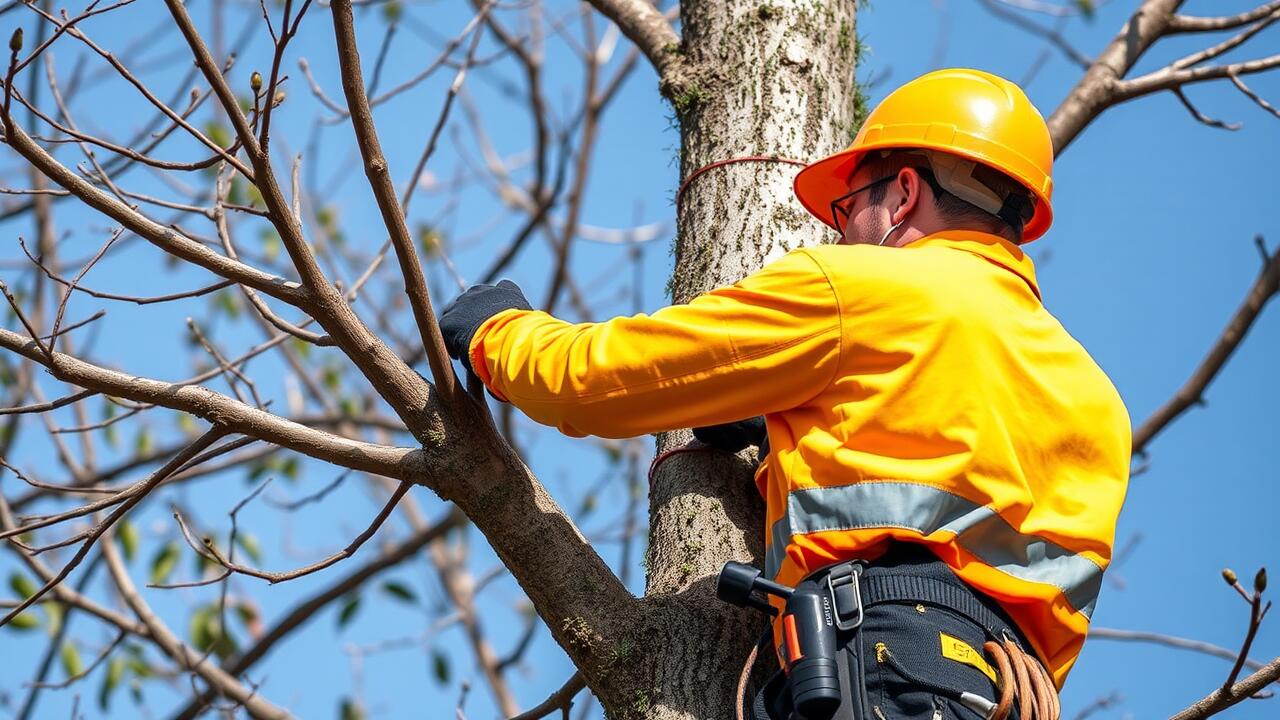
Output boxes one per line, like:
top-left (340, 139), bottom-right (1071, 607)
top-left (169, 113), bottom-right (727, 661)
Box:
top-left (439, 281), bottom-right (532, 374)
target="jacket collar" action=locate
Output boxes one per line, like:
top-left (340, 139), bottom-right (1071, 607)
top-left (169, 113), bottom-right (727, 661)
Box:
top-left (908, 230), bottom-right (1041, 300)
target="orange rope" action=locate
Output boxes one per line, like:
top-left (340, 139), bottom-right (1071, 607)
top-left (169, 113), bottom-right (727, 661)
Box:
top-left (646, 446), bottom-right (715, 485)
top-left (983, 640), bottom-right (1060, 720)
top-left (675, 156), bottom-right (807, 208)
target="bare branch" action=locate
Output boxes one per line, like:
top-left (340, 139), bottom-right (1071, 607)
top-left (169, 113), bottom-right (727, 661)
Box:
top-left (977, 0), bottom-right (1092, 69)
top-left (1229, 70), bottom-right (1280, 118)
top-left (0, 428), bottom-right (226, 628)
top-left (1169, 10), bottom-right (1280, 71)
top-left (19, 235), bottom-right (237, 304)
top-left (171, 508), bottom-right (467, 720)
top-left (329, 0), bottom-right (461, 407)
top-left (99, 524), bottom-right (289, 720)
top-left (1169, 655), bottom-right (1280, 720)
top-left (1090, 627), bottom-right (1279, 680)
top-left (1, 117), bottom-right (307, 304)
top-left (1169, 2), bottom-right (1280, 33)
top-left (507, 673), bottom-right (586, 720)
top-left (1172, 87), bottom-right (1241, 130)
top-left (0, 388), bottom-right (94, 416)
top-left (172, 480), bottom-right (411, 583)
top-left (582, 0), bottom-right (688, 95)
top-left (22, 1), bottom-right (256, 179)
top-left (24, 631), bottom-right (126, 690)
top-left (0, 326), bottom-right (430, 480)
top-left (1133, 237), bottom-right (1280, 454)
top-left (1116, 54), bottom-right (1280, 103)
top-left (1049, 0), bottom-right (1182, 152)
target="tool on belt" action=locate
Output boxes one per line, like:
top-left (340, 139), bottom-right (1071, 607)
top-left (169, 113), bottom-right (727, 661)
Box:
top-left (717, 554), bottom-right (1061, 720)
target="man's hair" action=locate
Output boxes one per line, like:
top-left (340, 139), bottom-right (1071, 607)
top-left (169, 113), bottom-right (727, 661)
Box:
top-left (860, 150), bottom-right (1033, 242)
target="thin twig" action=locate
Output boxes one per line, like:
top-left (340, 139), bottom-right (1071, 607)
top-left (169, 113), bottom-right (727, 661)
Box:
top-left (1133, 236), bottom-right (1280, 454)
top-left (0, 427), bottom-right (226, 628)
top-left (172, 480), bottom-right (412, 584)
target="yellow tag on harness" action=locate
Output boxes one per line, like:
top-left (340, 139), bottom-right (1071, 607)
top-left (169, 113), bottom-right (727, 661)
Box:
top-left (939, 632), bottom-right (998, 685)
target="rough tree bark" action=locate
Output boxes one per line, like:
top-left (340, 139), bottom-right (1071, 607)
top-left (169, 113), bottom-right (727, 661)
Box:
top-left (607, 1), bottom-right (864, 716)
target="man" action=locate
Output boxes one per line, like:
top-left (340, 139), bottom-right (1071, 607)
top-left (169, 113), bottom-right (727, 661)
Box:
top-left (440, 69), bottom-right (1130, 719)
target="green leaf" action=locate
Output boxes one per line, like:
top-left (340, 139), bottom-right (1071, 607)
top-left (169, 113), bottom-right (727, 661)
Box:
top-left (289, 337), bottom-right (312, 360)
top-left (6, 611), bottom-right (39, 631)
top-left (177, 412), bottom-right (198, 436)
top-left (380, 581), bottom-right (417, 605)
top-left (60, 641), bottom-right (83, 678)
top-left (213, 290), bottom-right (242, 319)
top-left (117, 519), bottom-right (139, 563)
top-left (227, 177), bottom-right (246, 207)
top-left (261, 231), bottom-right (281, 263)
top-left (430, 648), bottom-right (450, 685)
top-left (204, 122), bottom-right (231, 148)
top-left (99, 656), bottom-right (125, 711)
top-left (339, 396), bottom-right (361, 417)
top-left (322, 364), bottom-right (342, 391)
top-left (603, 443), bottom-right (623, 465)
top-left (9, 571), bottom-right (37, 599)
top-left (189, 605), bottom-right (237, 658)
top-left (316, 205), bottom-right (337, 230)
top-left (280, 456), bottom-right (300, 481)
top-left (247, 458), bottom-right (272, 482)
top-left (134, 428), bottom-right (153, 456)
top-left (234, 601), bottom-right (260, 634)
top-left (382, 0), bottom-right (402, 23)
top-left (579, 492), bottom-right (597, 517)
top-left (1073, 0), bottom-right (1095, 19)
top-left (43, 601), bottom-right (63, 636)
top-left (340, 698), bottom-right (366, 720)
top-left (416, 224), bottom-right (442, 257)
top-left (337, 594), bottom-right (361, 629)
top-left (149, 541), bottom-right (180, 586)
top-left (235, 533), bottom-right (262, 563)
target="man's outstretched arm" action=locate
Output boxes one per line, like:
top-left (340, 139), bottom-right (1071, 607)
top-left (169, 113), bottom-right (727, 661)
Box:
top-left (450, 249), bottom-right (843, 438)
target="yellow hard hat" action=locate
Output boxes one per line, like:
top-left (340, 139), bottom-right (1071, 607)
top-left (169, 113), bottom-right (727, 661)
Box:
top-left (794, 68), bottom-right (1055, 242)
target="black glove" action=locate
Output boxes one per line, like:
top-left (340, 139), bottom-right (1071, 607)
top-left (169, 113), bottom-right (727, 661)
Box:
top-left (693, 416), bottom-right (769, 457)
top-left (439, 280), bottom-right (532, 373)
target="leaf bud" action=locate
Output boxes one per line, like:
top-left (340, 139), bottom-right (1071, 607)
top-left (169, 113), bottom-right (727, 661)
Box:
top-left (1255, 568), bottom-right (1267, 594)
top-left (250, 71), bottom-right (263, 93)
top-left (272, 90), bottom-right (285, 107)
top-left (9, 28), bottom-right (23, 53)
top-left (1222, 568), bottom-right (1238, 585)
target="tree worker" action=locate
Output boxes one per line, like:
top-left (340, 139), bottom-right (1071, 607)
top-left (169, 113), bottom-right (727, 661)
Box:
top-left (439, 68), bottom-right (1130, 720)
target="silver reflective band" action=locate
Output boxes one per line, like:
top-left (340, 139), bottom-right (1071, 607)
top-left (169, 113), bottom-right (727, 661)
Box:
top-left (765, 482), bottom-right (1103, 618)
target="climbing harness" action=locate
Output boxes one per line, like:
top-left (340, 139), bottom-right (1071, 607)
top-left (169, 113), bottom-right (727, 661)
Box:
top-left (718, 545), bottom-right (1062, 720)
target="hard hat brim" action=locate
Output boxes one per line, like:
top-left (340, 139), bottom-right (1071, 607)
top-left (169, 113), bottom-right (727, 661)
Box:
top-left (793, 140), bottom-right (1053, 243)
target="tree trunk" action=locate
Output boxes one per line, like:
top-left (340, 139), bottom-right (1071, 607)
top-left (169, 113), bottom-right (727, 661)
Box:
top-left (599, 2), bottom-right (864, 717)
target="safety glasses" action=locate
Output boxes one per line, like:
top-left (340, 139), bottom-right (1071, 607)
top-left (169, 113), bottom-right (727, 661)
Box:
top-left (829, 175), bottom-right (895, 235)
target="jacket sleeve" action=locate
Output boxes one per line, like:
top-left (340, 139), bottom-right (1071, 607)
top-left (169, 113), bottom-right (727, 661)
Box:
top-left (468, 248), bottom-right (843, 438)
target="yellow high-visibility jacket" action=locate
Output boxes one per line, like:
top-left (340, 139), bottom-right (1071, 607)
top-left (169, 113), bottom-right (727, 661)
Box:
top-left (469, 230), bottom-right (1131, 687)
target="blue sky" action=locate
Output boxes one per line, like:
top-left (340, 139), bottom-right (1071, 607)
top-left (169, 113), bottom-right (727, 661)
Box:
top-left (1, 1), bottom-right (1278, 718)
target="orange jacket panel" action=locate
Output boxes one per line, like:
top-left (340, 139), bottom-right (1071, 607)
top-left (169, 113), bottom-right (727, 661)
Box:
top-left (469, 230), bottom-right (1131, 687)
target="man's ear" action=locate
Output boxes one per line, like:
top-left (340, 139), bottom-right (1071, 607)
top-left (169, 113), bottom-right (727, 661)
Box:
top-left (890, 167), bottom-right (921, 224)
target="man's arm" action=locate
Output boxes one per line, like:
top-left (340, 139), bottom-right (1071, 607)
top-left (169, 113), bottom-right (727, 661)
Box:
top-left (467, 249), bottom-right (842, 438)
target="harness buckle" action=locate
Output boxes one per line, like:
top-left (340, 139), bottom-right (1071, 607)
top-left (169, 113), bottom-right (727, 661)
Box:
top-left (826, 562), bottom-right (864, 632)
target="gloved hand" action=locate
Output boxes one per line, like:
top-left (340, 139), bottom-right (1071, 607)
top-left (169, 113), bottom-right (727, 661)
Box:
top-left (693, 416), bottom-right (769, 457)
top-left (439, 280), bottom-right (532, 374)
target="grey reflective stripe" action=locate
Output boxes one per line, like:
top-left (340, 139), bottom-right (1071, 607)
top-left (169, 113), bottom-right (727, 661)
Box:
top-left (764, 482), bottom-right (1103, 618)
